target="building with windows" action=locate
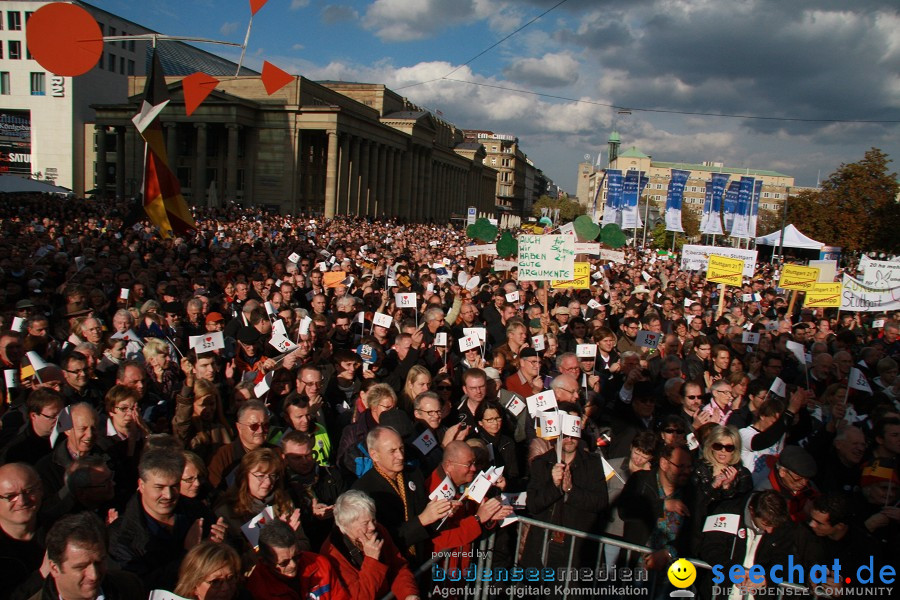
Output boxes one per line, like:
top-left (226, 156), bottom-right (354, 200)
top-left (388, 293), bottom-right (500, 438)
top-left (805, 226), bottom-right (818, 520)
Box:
top-left (581, 134), bottom-right (801, 234)
top-left (462, 130), bottom-right (535, 217)
top-left (0, 0), bottom-right (255, 195)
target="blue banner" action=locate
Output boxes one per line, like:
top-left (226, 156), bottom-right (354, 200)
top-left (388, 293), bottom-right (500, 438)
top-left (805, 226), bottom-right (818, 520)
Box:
top-left (601, 170), bottom-right (623, 227)
top-left (723, 180), bottom-right (739, 232)
top-left (749, 179), bottom-right (762, 239)
top-left (730, 176), bottom-right (755, 238)
top-left (621, 170), bottom-right (642, 229)
top-left (701, 173), bottom-right (729, 235)
top-left (665, 169), bottom-right (690, 233)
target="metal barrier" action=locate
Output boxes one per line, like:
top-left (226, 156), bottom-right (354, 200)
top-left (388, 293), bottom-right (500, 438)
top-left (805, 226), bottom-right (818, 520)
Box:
top-left (381, 515), bottom-right (809, 600)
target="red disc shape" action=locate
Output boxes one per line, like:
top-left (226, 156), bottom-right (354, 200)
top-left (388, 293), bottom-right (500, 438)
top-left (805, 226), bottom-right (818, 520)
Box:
top-left (26, 3), bottom-right (103, 77)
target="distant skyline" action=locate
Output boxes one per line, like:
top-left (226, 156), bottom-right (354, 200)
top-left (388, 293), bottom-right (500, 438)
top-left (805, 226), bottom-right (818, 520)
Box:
top-left (90, 0), bottom-right (900, 194)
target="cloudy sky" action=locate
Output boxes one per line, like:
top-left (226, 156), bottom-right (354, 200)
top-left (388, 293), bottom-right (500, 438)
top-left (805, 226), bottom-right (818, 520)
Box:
top-left (95, 0), bottom-right (899, 192)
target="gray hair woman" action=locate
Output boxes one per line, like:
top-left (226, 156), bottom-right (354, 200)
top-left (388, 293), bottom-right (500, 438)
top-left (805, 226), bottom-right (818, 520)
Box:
top-left (320, 491), bottom-right (420, 600)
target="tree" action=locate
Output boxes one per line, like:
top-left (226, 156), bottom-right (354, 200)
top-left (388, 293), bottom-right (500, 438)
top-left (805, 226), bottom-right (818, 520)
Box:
top-left (786, 148), bottom-right (899, 253)
top-left (532, 194), bottom-right (587, 221)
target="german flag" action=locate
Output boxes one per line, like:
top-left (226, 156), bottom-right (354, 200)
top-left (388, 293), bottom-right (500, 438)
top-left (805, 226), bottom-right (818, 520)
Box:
top-left (132, 49), bottom-right (196, 238)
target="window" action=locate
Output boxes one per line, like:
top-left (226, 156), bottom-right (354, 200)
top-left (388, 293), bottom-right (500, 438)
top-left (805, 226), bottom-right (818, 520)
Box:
top-left (8, 41), bottom-right (21, 60)
top-left (98, 22), bottom-right (104, 34)
top-left (30, 72), bottom-right (45, 95)
top-left (490, 158), bottom-right (497, 166)
top-left (109, 26), bottom-right (116, 36)
top-left (120, 56), bottom-right (125, 74)
top-left (774, 193), bottom-right (781, 199)
top-left (0, 11), bottom-right (3, 30)
top-left (491, 146), bottom-right (497, 152)
top-left (108, 53), bottom-right (115, 71)
top-left (25, 12), bottom-right (33, 23)
top-left (127, 60), bottom-right (135, 75)
top-left (98, 54), bottom-right (104, 70)
top-left (0, 72), bottom-right (10, 95)
top-left (120, 32), bottom-right (127, 49)
top-left (129, 40), bottom-right (135, 52)
top-left (763, 192), bottom-right (770, 198)
top-left (7, 11), bottom-right (21, 31)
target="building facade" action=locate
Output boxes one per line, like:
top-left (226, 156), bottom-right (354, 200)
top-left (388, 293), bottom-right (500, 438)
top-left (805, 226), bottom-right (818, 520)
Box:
top-left (462, 130), bottom-right (533, 217)
top-left (94, 77), bottom-right (497, 220)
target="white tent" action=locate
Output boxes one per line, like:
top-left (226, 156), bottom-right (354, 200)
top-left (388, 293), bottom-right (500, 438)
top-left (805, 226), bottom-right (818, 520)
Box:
top-left (0, 175), bottom-right (72, 196)
top-left (755, 224), bottom-right (824, 250)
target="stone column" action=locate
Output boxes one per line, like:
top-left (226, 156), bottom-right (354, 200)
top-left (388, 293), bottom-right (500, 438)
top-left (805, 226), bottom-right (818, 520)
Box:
top-left (337, 134), bottom-right (350, 215)
top-left (95, 125), bottom-right (107, 197)
top-left (423, 150), bottom-right (433, 222)
top-left (410, 147), bottom-right (420, 222)
top-left (359, 140), bottom-right (370, 217)
top-left (349, 136), bottom-right (360, 216)
top-left (376, 144), bottom-right (387, 218)
top-left (324, 130), bottom-right (339, 219)
top-left (385, 147), bottom-right (395, 218)
top-left (370, 143), bottom-right (380, 217)
top-left (115, 126), bottom-right (125, 199)
top-left (225, 124), bottom-right (239, 203)
top-left (193, 124), bottom-right (207, 206)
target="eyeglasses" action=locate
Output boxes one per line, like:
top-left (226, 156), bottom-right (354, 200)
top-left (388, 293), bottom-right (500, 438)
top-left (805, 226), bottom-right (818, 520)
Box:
top-left (36, 411), bottom-right (61, 420)
top-left (301, 380), bottom-right (323, 387)
top-left (713, 389), bottom-right (733, 395)
top-left (275, 553), bottom-right (304, 569)
top-left (181, 476), bottom-right (201, 484)
top-left (663, 457), bottom-right (692, 470)
top-left (559, 387), bottom-right (579, 395)
top-left (416, 409), bottom-right (442, 417)
top-left (250, 472), bottom-right (279, 483)
top-left (0, 485), bottom-right (41, 504)
top-left (684, 394), bottom-right (703, 399)
top-left (114, 404), bottom-right (139, 413)
top-left (64, 368), bottom-right (89, 375)
top-left (238, 421), bottom-right (269, 432)
top-left (451, 460), bottom-right (476, 470)
top-left (712, 443), bottom-right (736, 452)
top-left (482, 417), bottom-right (503, 424)
top-left (204, 574), bottom-right (237, 587)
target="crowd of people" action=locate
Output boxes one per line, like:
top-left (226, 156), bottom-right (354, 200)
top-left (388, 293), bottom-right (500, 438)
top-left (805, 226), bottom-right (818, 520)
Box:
top-left (0, 194), bottom-right (897, 600)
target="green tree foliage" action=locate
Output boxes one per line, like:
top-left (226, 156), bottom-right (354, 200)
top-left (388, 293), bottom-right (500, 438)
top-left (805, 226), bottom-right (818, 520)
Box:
top-left (786, 148), bottom-right (899, 253)
top-left (532, 194), bottom-right (587, 221)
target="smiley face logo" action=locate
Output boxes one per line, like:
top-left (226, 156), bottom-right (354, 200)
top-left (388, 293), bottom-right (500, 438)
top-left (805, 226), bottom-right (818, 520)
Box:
top-left (667, 558), bottom-right (697, 589)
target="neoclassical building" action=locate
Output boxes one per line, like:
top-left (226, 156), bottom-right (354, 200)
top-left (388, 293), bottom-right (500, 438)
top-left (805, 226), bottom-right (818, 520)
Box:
top-left (93, 76), bottom-right (498, 220)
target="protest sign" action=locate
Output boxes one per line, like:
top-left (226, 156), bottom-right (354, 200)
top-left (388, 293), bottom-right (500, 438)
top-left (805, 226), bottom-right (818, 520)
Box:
top-left (465, 244), bottom-right (498, 258)
top-left (862, 259), bottom-right (900, 288)
top-left (681, 245), bottom-right (757, 277)
top-left (494, 259), bottom-right (518, 271)
top-left (841, 274), bottom-right (900, 312)
top-left (551, 262), bottom-right (590, 289)
top-left (575, 242), bottom-right (600, 255)
top-left (779, 264), bottom-right (821, 291)
top-left (517, 235), bottom-right (575, 281)
top-left (395, 293), bottom-right (417, 308)
top-left (189, 332), bottom-right (224, 353)
top-left (600, 249), bottom-right (627, 264)
top-left (635, 330), bottom-right (660, 349)
top-left (804, 283), bottom-right (842, 308)
top-left (706, 255), bottom-right (744, 287)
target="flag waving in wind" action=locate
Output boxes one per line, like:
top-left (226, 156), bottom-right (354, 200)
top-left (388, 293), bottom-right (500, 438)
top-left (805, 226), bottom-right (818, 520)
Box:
top-left (132, 49), bottom-right (196, 239)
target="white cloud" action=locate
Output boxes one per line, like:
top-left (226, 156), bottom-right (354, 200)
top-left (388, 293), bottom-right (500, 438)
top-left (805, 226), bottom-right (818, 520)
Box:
top-left (363, 0), bottom-right (478, 41)
top-left (219, 21), bottom-right (240, 36)
top-left (503, 53), bottom-right (580, 87)
top-left (290, 0), bottom-right (310, 9)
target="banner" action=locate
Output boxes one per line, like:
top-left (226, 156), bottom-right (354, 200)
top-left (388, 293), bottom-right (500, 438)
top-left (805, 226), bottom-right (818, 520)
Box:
top-left (779, 264), bottom-right (821, 291)
top-left (700, 173), bottom-right (728, 235)
top-left (517, 235), bottom-right (576, 281)
top-left (729, 177), bottom-right (755, 238)
top-left (665, 169), bottom-right (690, 233)
top-left (841, 274), bottom-right (900, 312)
top-left (804, 283), bottom-right (842, 308)
top-left (722, 181), bottom-right (739, 233)
top-left (707, 255), bottom-right (745, 287)
top-left (620, 170), bottom-right (643, 230)
top-left (0, 110), bottom-right (32, 176)
top-left (862, 259), bottom-right (900, 288)
top-left (601, 170), bottom-right (623, 227)
top-left (681, 245), bottom-right (757, 277)
top-left (748, 179), bottom-right (762, 239)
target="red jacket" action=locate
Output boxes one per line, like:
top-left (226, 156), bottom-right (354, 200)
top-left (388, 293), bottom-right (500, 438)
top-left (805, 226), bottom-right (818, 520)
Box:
top-left (426, 468), bottom-right (484, 570)
top-left (246, 552), bottom-right (349, 600)
top-left (321, 524), bottom-right (419, 600)
top-left (763, 455), bottom-right (819, 523)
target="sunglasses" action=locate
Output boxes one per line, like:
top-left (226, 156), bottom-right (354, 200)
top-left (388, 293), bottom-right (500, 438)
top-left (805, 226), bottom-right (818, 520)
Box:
top-left (711, 443), bottom-right (735, 452)
top-left (663, 428), bottom-right (684, 435)
top-left (685, 394), bottom-right (703, 399)
top-left (238, 421), bottom-right (269, 432)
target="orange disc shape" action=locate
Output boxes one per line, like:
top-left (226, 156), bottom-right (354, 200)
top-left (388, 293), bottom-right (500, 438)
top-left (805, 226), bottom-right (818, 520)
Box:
top-left (261, 61), bottom-right (294, 95)
top-left (182, 72), bottom-right (219, 116)
top-left (26, 3), bottom-right (104, 77)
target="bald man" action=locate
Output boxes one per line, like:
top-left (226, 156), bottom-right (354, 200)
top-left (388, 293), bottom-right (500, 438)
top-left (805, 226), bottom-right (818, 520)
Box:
top-left (0, 463), bottom-right (45, 597)
top-left (426, 441), bottom-right (512, 568)
top-left (35, 403), bottom-right (106, 497)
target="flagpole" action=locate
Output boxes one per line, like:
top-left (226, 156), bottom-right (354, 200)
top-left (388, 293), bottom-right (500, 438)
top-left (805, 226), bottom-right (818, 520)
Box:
top-left (235, 16), bottom-right (254, 76)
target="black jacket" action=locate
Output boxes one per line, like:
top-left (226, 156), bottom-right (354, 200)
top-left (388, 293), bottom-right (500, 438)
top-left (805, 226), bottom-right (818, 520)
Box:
top-left (526, 449), bottom-right (609, 532)
top-left (26, 569), bottom-right (145, 600)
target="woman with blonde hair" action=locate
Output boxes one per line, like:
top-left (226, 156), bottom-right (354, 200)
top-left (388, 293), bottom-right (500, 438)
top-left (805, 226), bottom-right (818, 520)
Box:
top-left (143, 337), bottom-right (181, 400)
top-left (214, 448), bottom-right (310, 561)
top-left (400, 365), bottom-right (431, 415)
top-left (174, 541), bottom-right (248, 600)
top-left (173, 377), bottom-right (233, 462)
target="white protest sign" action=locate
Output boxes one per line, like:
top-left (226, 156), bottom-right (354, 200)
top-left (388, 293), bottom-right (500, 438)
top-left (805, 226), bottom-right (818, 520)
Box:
top-left (501, 491), bottom-right (528, 507)
top-left (531, 335), bottom-right (546, 352)
top-left (463, 327), bottom-right (486, 343)
top-left (526, 390), bottom-right (557, 416)
top-left (575, 242), bottom-right (601, 255)
top-left (149, 591), bottom-right (191, 600)
top-left (681, 245), bottom-right (757, 277)
top-left (373, 312), bottom-right (393, 329)
top-left (769, 377), bottom-right (787, 398)
top-left (459, 335), bottom-right (480, 352)
top-left (465, 474), bottom-right (493, 503)
top-left (484, 466), bottom-right (505, 485)
top-left (587, 299), bottom-right (602, 310)
top-left (272, 319), bottom-right (288, 338)
top-left (4, 369), bottom-right (18, 389)
top-left (559, 222), bottom-right (576, 236)
top-left (10, 317), bottom-right (25, 332)
top-left (413, 429), bottom-right (439, 456)
top-left (848, 367), bottom-right (872, 393)
top-left (600, 249), bottom-right (626, 264)
top-left (576, 343), bottom-right (597, 358)
top-left (288, 252), bottom-right (301, 263)
top-left (841, 274), bottom-right (900, 312)
top-left (703, 513), bottom-right (741, 535)
top-left (635, 330), bottom-right (660, 349)
top-left (298, 316), bottom-right (312, 335)
top-left (434, 332), bottom-right (447, 347)
top-left (561, 413), bottom-right (582, 437)
top-left (119, 288), bottom-right (130, 300)
top-left (808, 259), bottom-right (837, 283)
top-left (189, 332), bottom-right (225, 353)
top-left (517, 235), bottom-right (575, 281)
top-left (785, 340), bottom-right (807, 364)
top-left (465, 244), bottom-right (499, 258)
top-left (742, 332), bottom-right (760, 345)
top-left (269, 334), bottom-right (298, 354)
top-left (873, 319), bottom-right (886, 329)
top-left (494, 259), bottom-right (518, 271)
top-left (395, 293), bottom-right (417, 308)
top-left (264, 302), bottom-right (277, 317)
top-left (253, 373), bottom-right (274, 398)
top-left (538, 410), bottom-right (561, 438)
top-left (862, 259), bottom-right (900, 288)
top-left (240, 506), bottom-right (276, 548)
top-left (505, 291), bottom-right (520, 303)
top-left (504, 393), bottom-right (526, 417)
top-left (429, 474), bottom-right (455, 500)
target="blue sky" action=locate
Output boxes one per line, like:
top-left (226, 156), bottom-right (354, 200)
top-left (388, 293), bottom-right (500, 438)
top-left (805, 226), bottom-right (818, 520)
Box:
top-left (90, 0), bottom-right (900, 197)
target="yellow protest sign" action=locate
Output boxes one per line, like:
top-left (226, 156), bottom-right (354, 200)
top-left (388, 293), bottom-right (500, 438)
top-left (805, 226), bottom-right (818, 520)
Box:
top-left (551, 262), bottom-right (590, 289)
top-left (779, 264), bottom-right (821, 291)
top-left (804, 283), bottom-right (842, 308)
top-left (706, 255), bottom-right (744, 287)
